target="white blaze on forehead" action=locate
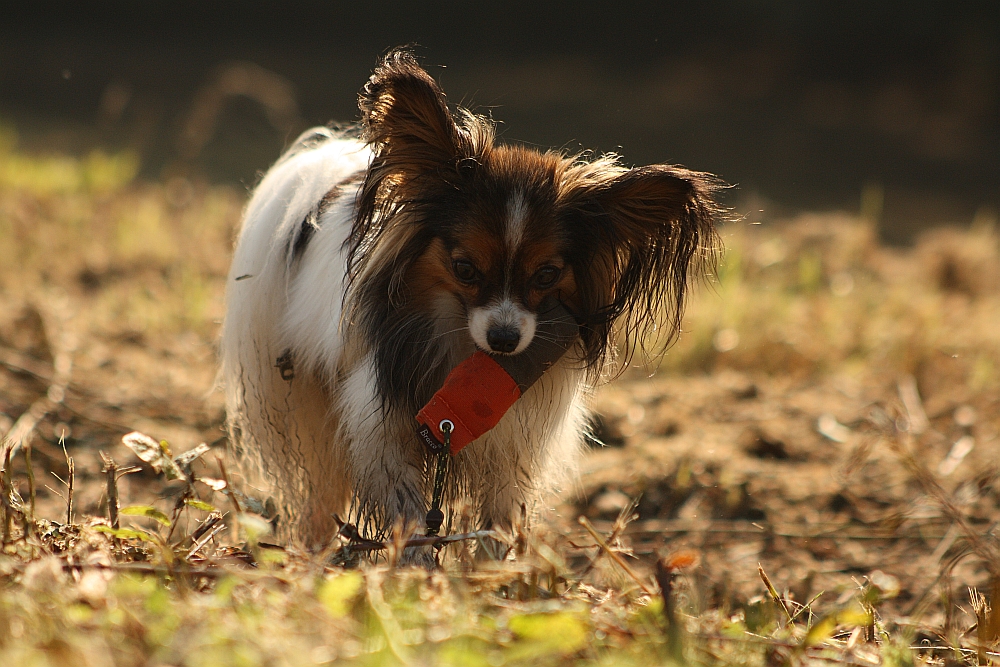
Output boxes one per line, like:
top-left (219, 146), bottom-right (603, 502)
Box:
top-left (504, 190), bottom-right (529, 251)
top-left (467, 298), bottom-right (537, 355)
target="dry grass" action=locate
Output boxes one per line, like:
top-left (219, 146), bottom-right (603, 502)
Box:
top-left (662, 210), bottom-right (1000, 386)
top-left (2, 130), bottom-right (1000, 666)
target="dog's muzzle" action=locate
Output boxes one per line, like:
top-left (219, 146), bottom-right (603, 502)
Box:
top-left (415, 298), bottom-right (579, 455)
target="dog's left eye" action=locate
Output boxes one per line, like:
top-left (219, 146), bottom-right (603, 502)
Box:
top-left (452, 260), bottom-right (480, 284)
top-left (532, 265), bottom-right (562, 289)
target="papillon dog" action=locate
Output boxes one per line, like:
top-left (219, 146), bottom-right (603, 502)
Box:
top-left (221, 49), bottom-right (722, 552)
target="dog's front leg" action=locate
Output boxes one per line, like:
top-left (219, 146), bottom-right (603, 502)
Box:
top-left (338, 364), bottom-right (435, 564)
top-left (346, 422), bottom-right (428, 526)
top-left (458, 443), bottom-right (529, 562)
top-left (347, 429), bottom-right (437, 566)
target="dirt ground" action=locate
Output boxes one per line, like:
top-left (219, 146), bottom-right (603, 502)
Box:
top-left (3, 317), bottom-right (996, 629)
top-left (2, 162), bottom-right (1000, 644)
top-left (573, 370), bottom-right (998, 625)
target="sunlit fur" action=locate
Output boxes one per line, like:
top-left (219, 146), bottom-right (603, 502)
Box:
top-left (221, 50), bottom-right (722, 551)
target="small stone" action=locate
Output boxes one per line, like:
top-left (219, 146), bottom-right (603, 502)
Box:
top-left (590, 490), bottom-right (632, 516)
top-left (954, 405), bottom-right (977, 428)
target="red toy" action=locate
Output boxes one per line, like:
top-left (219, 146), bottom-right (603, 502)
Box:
top-left (415, 300), bottom-right (579, 455)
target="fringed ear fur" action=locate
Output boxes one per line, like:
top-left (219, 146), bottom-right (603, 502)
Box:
top-left (348, 49), bottom-right (721, 375)
top-left (349, 49), bottom-right (491, 285)
top-left (359, 49), bottom-right (462, 173)
top-left (568, 165), bottom-right (723, 372)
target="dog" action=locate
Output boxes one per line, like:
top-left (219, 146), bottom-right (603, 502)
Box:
top-left (221, 49), bottom-right (721, 553)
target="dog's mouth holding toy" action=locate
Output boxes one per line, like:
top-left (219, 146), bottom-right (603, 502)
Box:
top-left (415, 298), bottom-right (581, 456)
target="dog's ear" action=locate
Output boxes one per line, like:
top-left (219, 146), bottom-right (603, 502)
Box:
top-left (567, 164), bottom-right (722, 369)
top-left (359, 49), bottom-right (462, 170)
top-left (350, 50), bottom-right (486, 286)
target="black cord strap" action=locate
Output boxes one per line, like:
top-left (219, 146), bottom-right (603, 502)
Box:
top-left (425, 421), bottom-right (451, 537)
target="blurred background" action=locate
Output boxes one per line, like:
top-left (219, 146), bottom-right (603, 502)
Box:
top-left (2, 0), bottom-right (997, 244)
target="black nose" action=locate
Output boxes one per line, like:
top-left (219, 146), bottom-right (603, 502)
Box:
top-left (486, 326), bottom-right (520, 353)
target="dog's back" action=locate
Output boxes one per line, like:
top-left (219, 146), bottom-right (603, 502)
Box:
top-left (221, 129), bottom-right (370, 544)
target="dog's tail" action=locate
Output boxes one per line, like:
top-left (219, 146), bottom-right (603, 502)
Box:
top-left (220, 127), bottom-right (369, 546)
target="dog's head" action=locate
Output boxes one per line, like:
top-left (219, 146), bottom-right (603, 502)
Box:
top-left (350, 49), bottom-right (722, 380)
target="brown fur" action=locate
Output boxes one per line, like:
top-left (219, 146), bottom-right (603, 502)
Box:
top-left (351, 50), bottom-right (723, 379)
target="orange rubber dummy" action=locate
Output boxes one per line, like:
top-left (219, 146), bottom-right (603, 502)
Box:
top-left (415, 300), bottom-right (579, 455)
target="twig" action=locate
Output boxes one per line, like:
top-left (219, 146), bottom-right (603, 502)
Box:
top-left (216, 456), bottom-right (241, 540)
top-left (0, 301), bottom-right (75, 541)
top-left (583, 518), bottom-right (951, 540)
top-left (187, 520), bottom-right (227, 561)
top-left (970, 587), bottom-right (991, 665)
top-left (59, 401), bottom-right (136, 435)
top-left (692, 637), bottom-right (878, 667)
top-left (898, 375), bottom-right (929, 435)
top-left (2, 401), bottom-right (50, 460)
top-left (23, 440), bottom-right (36, 538)
top-left (928, 524), bottom-right (961, 565)
top-left (189, 512), bottom-right (225, 543)
top-left (60, 440), bottom-right (75, 525)
top-left (340, 529), bottom-right (498, 553)
top-left (890, 433), bottom-right (1000, 575)
top-left (904, 524), bottom-right (964, 618)
top-left (63, 562), bottom-right (230, 578)
top-left (165, 492), bottom-right (190, 543)
top-left (578, 497), bottom-right (638, 581)
top-left (1, 446), bottom-right (16, 543)
top-left (656, 554), bottom-right (697, 663)
top-left (578, 516), bottom-right (653, 595)
top-left (164, 447), bottom-right (207, 543)
top-left (100, 452), bottom-right (120, 529)
top-left (0, 344), bottom-right (54, 382)
top-left (791, 590), bottom-right (826, 623)
top-left (2, 300), bottom-right (76, 459)
top-left (759, 564), bottom-right (794, 623)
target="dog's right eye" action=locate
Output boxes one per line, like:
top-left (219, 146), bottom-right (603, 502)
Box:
top-left (452, 260), bottom-right (480, 284)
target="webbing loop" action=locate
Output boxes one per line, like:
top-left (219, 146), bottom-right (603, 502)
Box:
top-left (425, 421), bottom-right (451, 537)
